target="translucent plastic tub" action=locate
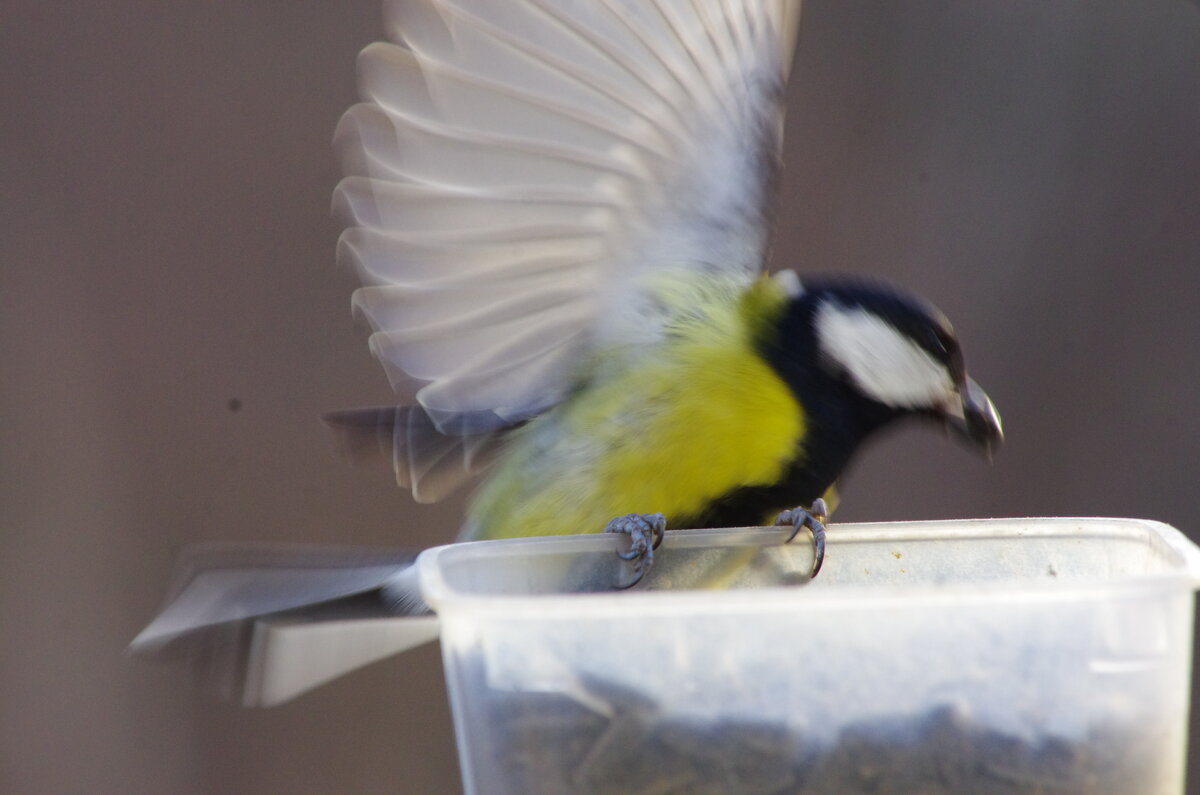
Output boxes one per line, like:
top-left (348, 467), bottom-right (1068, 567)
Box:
top-left (416, 518), bottom-right (1200, 794)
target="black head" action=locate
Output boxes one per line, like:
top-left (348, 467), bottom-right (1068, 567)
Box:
top-left (759, 273), bottom-right (1002, 457)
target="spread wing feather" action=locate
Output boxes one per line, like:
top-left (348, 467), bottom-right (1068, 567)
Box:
top-left (333, 0), bottom-right (801, 492)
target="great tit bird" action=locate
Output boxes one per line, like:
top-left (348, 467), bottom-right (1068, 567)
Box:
top-left (326, 0), bottom-right (1002, 583)
top-left (132, 0), bottom-right (1001, 698)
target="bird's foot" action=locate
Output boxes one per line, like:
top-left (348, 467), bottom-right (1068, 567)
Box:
top-left (603, 512), bottom-right (666, 589)
top-left (774, 497), bottom-right (829, 579)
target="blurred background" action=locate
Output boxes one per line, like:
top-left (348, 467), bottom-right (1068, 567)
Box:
top-left (3, 1), bottom-right (1198, 792)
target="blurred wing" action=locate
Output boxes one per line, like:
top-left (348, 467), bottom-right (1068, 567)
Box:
top-left (335, 0), bottom-right (801, 428)
top-left (322, 405), bottom-right (508, 503)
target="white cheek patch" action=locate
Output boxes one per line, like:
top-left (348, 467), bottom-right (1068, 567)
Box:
top-left (816, 303), bottom-right (954, 408)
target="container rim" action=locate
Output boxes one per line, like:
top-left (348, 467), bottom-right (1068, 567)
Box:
top-left (417, 517), bottom-right (1200, 616)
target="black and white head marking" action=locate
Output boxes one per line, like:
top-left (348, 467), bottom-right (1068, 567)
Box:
top-left (815, 300), bottom-right (956, 409)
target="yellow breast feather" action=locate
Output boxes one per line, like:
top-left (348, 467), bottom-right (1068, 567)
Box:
top-left (464, 275), bottom-right (805, 540)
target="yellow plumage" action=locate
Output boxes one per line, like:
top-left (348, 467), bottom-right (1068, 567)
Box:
top-left (464, 275), bottom-right (805, 540)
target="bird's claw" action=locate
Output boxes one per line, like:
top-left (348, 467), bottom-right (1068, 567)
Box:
top-left (604, 512), bottom-right (666, 589)
top-left (775, 497), bottom-right (829, 579)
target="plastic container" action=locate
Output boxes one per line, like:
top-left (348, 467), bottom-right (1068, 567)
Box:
top-left (416, 518), bottom-right (1200, 794)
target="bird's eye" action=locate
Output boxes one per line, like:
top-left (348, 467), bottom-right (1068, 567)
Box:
top-left (931, 329), bottom-right (965, 381)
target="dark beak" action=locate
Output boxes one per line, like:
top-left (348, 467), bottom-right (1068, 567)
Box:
top-left (940, 377), bottom-right (1003, 460)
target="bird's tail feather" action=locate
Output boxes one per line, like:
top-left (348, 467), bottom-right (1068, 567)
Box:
top-left (130, 543), bottom-right (437, 706)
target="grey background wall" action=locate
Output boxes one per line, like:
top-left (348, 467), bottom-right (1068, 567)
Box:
top-left (4, 1), bottom-right (1198, 792)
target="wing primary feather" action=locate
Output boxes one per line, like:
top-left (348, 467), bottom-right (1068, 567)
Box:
top-left (439, 0), bottom-right (693, 134)
top-left (692, 0), bottom-right (741, 83)
top-left (649, 0), bottom-right (735, 118)
top-left (323, 406), bottom-right (510, 501)
top-left (351, 278), bottom-right (596, 339)
top-left (366, 104), bottom-right (650, 184)
top-left (528, 0), bottom-right (696, 125)
top-left (332, 178), bottom-right (616, 244)
top-left (360, 41), bottom-right (678, 163)
top-left (332, 0), bottom-right (802, 434)
top-left (590, 0), bottom-right (704, 124)
top-left (338, 230), bottom-right (606, 290)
